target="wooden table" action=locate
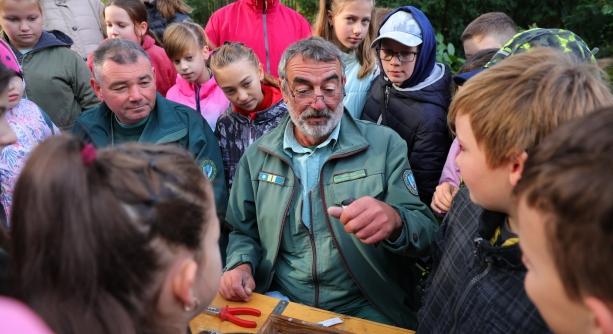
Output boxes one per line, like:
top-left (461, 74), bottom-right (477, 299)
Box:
top-left (189, 293), bottom-right (414, 334)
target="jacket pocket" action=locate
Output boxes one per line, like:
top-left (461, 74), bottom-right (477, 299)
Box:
top-left (330, 172), bottom-right (384, 205)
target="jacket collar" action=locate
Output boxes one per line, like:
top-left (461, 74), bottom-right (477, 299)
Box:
top-left (474, 209), bottom-right (524, 270)
top-left (242, 0), bottom-right (278, 12)
top-left (4, 30), bottom-right (72, 59)
top-left (229, 100), bottom-right (288, 124)
top-left (141, 34), bottom-right (156, 50)
top-left (82, 93), bottom-right (188, 147)
top-left (257, 109), bottom-right (369, 159)
top-left (175, 74), bottom-right (219, 99)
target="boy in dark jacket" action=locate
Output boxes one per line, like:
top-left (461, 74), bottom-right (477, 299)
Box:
top-left (417, 47), bottom-right (613, 333)
top-left (362, 6), bottom-right (451, 206)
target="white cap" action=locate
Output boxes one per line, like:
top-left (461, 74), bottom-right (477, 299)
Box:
top-left (371, 11), bottom-right (422, 48)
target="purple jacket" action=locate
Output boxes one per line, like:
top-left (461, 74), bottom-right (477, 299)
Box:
top-left (439, 138), bottom-right (461, 187)
top-left (165, 74), bottom-right (230, 129)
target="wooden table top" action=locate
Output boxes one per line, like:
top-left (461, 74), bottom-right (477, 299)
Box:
top-left (189, 293), bottom-right (414, 334)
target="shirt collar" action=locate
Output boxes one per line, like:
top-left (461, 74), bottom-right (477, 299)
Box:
top-left (283, 118), bottom-right (341, 155)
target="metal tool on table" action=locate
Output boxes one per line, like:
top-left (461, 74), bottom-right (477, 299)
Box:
top-left (204, 305), bottom-right (262, 328)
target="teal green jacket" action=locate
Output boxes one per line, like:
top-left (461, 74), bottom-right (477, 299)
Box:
top-left (225, 112), bottom-right (438, 328)
top-left (72, 93), bottom-right (228, 217)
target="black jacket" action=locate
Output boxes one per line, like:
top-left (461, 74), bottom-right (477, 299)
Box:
top-left (362, 64), bottom-right (452, 206)
top-left (417, 187), bottom-right (550, 333)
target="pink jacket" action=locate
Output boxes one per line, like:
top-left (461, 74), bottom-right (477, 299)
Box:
top-left (87, 35), bottom-right (176, 95)
top-left (166, 74), bottom-right (230, 129)
top-left (205, 0), bottom-right (311, 77)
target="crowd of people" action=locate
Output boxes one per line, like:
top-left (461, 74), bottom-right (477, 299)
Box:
top-left (0, 0), bottom-right (611, 333)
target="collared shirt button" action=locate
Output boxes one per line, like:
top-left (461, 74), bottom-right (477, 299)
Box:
top-left (72, 26), bottom-right (78, 31)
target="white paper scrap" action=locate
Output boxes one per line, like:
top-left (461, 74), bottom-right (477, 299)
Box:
top-left (318, 317), bottom-right (344, 327)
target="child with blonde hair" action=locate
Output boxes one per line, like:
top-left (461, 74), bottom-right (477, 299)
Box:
top-left (210, 42), bottom-right (286, 188)
top-left (418, 48), bottom-right (613, 333)
top-left (164, 22), bottom-right (229, 129)
top-left (0, 0), bottom-right (98, 130)
top-left (313, 0), bottom-right (378, 118)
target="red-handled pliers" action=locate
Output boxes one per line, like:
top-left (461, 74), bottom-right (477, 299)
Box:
top-left (205, 305), bottom-right (262, 328)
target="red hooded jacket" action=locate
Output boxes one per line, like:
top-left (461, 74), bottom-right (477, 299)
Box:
top-left (205, 0), bottom-right (311, 77)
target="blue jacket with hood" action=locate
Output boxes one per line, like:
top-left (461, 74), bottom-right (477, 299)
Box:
top-left (361, 6), bottom-right (451, 206)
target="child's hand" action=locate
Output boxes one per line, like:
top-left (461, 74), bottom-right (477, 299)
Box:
top-left (431, 182), bottom-right (459, 215)
top-left (219, 263), bottom-right (255, 302)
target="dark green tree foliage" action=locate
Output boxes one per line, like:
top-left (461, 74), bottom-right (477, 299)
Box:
top-left (187, 0), bottom-right (612, 68)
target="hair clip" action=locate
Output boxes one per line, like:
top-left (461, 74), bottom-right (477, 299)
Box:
top-left (81, 143), bottom-right (97, 166)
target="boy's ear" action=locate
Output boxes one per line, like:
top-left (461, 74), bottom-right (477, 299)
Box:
top-left (509, 151), bottom-right (528, 187)
top-left (584, 297), bottom-right (613, 334)
top-left (171, 258), bottom-right (199, 309)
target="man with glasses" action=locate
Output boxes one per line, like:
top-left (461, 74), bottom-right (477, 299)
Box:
top-left (362, 6), bottom-right (452, 207)
top-left (218, 37), bottom-right (438, 329)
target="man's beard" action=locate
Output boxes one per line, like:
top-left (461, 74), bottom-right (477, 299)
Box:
top-left (289, 102), bottom-right (343, 141)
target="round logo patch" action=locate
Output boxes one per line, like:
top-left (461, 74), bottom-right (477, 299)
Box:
top-left (403, 169), bottom-right (418, 196)
top-left (201, 160), bottom-right (217, 181)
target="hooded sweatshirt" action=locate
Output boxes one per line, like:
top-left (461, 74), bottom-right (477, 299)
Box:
top-left (362, 6), bottom-right (452, 206)
top-left (205, 0), bottom-right (311, 77)
top-left (166, 74), bottom-right (230, 129)
top-left (5, 30), bottom-right (98, 130)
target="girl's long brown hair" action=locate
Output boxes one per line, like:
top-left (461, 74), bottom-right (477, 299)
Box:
top-left (156, 0), bottom-right (192, 19)
top-left (10, 135), bottom-right (214, 334)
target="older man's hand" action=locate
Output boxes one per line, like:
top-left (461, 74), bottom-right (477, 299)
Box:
top-left (219, 263), bottom-right (256, 302)
top-left (327, 196), bottom-right (402, 244)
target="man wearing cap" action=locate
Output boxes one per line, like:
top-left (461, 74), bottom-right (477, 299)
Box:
top-left (219, 37), bottom-right (438, 329)
top-left (362, 6), bottom-right (452, 207)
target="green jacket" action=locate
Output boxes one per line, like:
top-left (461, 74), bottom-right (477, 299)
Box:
top-left (6, 30), bottom-right (98, 130)
top-left (225, 112), bottom-right (438, 328)
top-left (72, 93), bottom-right (227, 217)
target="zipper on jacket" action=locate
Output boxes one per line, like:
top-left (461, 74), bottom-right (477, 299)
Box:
top-left (317, 147), bottom-right (391, 319)
top-left (195, 84), bottom-right (201, 115)
top-left (449, 251), bottom-right (494, 333)
top-left (377, 85), bottom-right (390, 125)
top-left (307, 190), bottom-right (320, 307)
top-left (249, 119), bottom-right (256, 145)
top-left (257, 147), bottom-right (298, 291)
top-left (262, 2), bottom-right (271, 73)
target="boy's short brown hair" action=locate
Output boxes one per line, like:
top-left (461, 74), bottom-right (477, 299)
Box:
top-left (515, 106), bottom-right (613, 302)
top-left (448, 48), bottom-right (612, 167)
top-left (461, 12), bottom-right (517, 44)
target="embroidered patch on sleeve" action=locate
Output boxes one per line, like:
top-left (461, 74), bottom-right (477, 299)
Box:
top-left (202, 160), bottom-right (217, 180)
top-left (403, 169), bottom-right (419, 196)
top-left (258, 171), bottom-right (285, 185)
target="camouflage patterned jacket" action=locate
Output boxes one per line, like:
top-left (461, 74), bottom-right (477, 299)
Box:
top-left (214, 100), bottom-right (287, 189)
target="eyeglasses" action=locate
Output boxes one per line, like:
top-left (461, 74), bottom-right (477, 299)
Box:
top-left (377, 48), bottom-right (418, 63)
top-left (286, 82), bottom-right (343, 105)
